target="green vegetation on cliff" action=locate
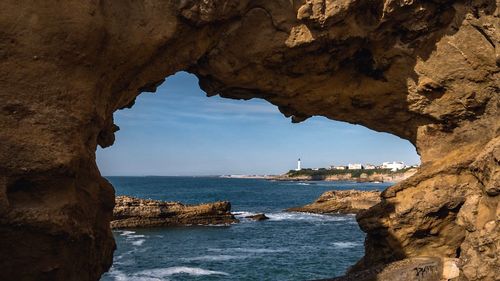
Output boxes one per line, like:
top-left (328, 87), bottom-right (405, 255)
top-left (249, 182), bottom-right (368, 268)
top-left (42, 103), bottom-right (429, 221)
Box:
top-left (286, 168), bottom-right (414, 178)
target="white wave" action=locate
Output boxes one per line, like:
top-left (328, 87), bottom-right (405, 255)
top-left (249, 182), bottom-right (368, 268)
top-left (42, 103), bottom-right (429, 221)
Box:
top-left (119, 230), bottom-right (136, 236)
top-left (297, 182), bottom-right (311, 185)
top-left (132, 239), bottom-right (146, 246)
top-left (208, 247), bottom-right (289, 254)
top-left (134, 267), bottom-right (229, 278)
top-left (116, 275), bottom-right (163, 281)
top-left (234, 248), bottom-right (289, 253)
top-left (331, 242), bottom-right (361, 248)
top-left (113, 255), bottom-right (124, 263)
top-left (107, 269), bottom-right (129, 281)
top-left (234, 211), bottom-right (351, 223)
top-left (112, 260), bottom-right (135, 266)
top-left (233, 211), bottom-right (259, 217)
top-left (107, 269), bottom-right (162, 281)
top-left (182, 254), bottom-right (248, 261)
top-left (266, 212), bottom-right (351, 222)
top-left (126, 234), bottom-right (146, 239)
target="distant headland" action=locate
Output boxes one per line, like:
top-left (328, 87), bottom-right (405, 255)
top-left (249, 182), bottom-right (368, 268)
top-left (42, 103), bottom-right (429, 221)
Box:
top-left (219, 160), bottom-right (419, 183)
top-left (271, 167), bottom-right (417, 183)
top-left (271, 160), bottom-right (419, 183)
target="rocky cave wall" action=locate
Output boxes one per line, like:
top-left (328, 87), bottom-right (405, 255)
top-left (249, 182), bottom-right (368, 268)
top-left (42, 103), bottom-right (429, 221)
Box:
top-left (0, 0), bottom-right (498, 280)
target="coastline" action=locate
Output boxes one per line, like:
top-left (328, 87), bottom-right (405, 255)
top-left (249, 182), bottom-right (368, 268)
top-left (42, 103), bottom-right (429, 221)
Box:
top-left (268, 168), bottom-right (418, 183)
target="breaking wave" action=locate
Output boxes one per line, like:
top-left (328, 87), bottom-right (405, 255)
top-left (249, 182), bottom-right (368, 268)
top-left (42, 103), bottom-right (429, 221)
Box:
top-left (135, 267), bottom-right (229, 277)
top-left (107, 267), bottom-right (229, 281)
top-left (266, 212), bottom-right (351, 222)
top-left (181, 254), bottom-right (248, 261)
top-left (331, 242), bottom-right (361, 249)
top-left (132, 239), bottom-right (146, 246)
top-left (208, 247), bottom-right (289, 254)
top-left (234, 211), bottom-right (353, 222)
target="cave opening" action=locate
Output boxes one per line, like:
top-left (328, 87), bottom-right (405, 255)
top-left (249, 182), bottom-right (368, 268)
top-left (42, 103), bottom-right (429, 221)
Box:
top-left (96, 71), bottom-right (420, 280)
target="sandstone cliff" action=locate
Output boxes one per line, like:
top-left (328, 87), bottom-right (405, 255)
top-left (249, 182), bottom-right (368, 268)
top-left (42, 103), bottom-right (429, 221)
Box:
top-left (111, 196), bottom-right (238, 228)
top-left (287, 190), bottom-right (381, 214)
top-left (0, 0), bottom-right (498, 280)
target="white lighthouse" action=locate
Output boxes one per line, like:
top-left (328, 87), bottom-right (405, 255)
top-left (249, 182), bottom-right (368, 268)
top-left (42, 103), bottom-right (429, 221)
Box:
top-left (296, 158), bottom-right (302, 171)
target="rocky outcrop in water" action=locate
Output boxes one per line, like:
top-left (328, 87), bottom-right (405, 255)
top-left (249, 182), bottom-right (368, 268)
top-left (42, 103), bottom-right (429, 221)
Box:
top-left (287, 190), bottom-right (381, 214)
top-left (245, 213), bottom-right (270, 221)
top-left (1, 0), bottom-right (498, 280)
top-left (111, 196), bottom-right (238, 228)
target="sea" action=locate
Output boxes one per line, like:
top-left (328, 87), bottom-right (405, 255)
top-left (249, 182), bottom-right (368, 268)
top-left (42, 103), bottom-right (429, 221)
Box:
top-left (100, 177), bottom-right (390, 281)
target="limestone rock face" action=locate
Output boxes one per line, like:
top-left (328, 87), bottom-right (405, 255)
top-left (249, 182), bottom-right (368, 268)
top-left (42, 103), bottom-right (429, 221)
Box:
top-left (0, 0), bottom-right (498, 280)
top-left (318, 257), bottom-right (447, 281)
top-left (287, 190), bottom-right (381, 214)
top-left (111, 196), bottom-right (238, 228)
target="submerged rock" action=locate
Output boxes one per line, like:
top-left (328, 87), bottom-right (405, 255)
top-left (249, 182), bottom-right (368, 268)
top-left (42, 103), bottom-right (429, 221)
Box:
top-left (111, 196), bottom-right (239, 228)
top-left (245, 213), bottom-right (270, 221)
top-left (286, 190), bottom-right (381, 214)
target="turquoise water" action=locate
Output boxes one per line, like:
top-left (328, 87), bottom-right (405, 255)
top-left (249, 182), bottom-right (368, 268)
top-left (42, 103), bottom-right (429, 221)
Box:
top-left (101, 177), bottom-right (390, 281)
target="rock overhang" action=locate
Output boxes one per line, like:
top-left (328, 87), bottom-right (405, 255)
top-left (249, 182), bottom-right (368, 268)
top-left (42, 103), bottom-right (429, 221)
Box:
top-left (0, 0), bottom-right (498, 280)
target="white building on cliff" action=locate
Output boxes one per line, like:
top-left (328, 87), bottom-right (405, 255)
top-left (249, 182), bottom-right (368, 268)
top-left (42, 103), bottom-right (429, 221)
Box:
top-left (382, 161), bottom-right (405, 171)
top-left (348, 163), bottom-right (363, 170)
top-left (364, 164), bottom-right (376, 170)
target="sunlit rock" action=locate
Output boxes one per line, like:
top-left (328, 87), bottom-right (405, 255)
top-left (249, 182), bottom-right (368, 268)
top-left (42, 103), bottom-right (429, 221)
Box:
top-left (0, 0), bottom-right (498, 280)
top-left (111, 196), bottom-right (238, 228)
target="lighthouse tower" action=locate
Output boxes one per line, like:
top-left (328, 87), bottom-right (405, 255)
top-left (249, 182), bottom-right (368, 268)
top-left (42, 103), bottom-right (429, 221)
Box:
top-left (296, 158), bottom-right (302, 171)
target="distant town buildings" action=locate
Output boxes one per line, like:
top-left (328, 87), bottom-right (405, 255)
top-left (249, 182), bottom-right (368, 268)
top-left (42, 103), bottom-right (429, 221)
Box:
top-left (329, 165), bottom-right (346, 170)
top-left (295, 159), bottom-right (417, 172)
top-left (348, 163), bottom-right (363, 170)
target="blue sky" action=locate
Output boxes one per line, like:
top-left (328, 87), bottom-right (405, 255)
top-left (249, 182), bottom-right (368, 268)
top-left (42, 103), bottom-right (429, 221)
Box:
top-left (96, 72), bottom-right (420, 176)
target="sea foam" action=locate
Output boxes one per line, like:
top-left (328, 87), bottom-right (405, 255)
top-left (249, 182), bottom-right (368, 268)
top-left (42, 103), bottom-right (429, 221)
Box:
top-left (233, 211), bottom-right (259, 217)
top-left (182, 254), bottom-right (248, 261)
top-left (331, 242), bottom-right (361, 249)
top-left (266, 212), bottom-right (350, 222)
top-left (235, 211), bottom-right (352, 223)
top-left (134, 267), bottom-right (229, 277)
top-left (208, 247), bottom-right (289, 254)
top-left (132, 239), bottom-right (146, 246)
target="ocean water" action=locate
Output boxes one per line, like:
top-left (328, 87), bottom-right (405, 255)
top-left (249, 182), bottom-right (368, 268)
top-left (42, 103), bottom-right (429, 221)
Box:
top-left (101, 177), bottom-right (390, 281)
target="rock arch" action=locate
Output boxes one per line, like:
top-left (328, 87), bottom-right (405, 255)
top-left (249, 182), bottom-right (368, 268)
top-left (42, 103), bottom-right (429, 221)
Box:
top-left (0, 1), bottom-right (498, 280)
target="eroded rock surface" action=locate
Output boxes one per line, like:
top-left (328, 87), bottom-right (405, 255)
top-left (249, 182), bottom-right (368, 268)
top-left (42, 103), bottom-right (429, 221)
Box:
top-left (0, 0), bottom-right (498, 280)
top-left (111, 196), bottom-right (238, 228)
top-left (315, 257), bottom-right (448, 281)
top-left (287, 190), bottom-right (381, 214)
